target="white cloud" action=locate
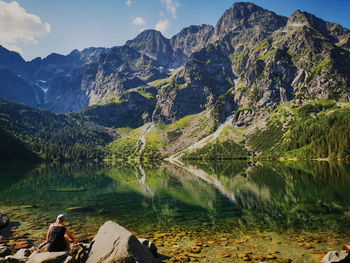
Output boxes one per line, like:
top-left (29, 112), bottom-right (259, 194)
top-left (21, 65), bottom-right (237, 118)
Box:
top-left (155, 19), bottom-right (170, 35)
top-left (132, 16), bottom-right (146, 26)
top-left (0, 1), bottom-right (50, 54)
top-left (2, 43), bottom-right (23, 55)
top-left (126, 0), bottom-right (132, 7)
top-left (160, 0), bottom-right (180, 19)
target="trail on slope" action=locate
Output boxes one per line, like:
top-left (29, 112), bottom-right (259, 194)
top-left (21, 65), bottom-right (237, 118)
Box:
top-left (138, 122), bottom-right (154, 157)
top-left (169, 114), bottom-right (234, 161)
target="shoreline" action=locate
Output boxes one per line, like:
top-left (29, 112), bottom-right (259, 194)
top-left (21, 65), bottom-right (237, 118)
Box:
top-left (1, 213), bottom-right (349, 263)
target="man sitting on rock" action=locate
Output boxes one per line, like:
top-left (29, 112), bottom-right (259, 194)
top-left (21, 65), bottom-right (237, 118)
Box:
top-left (46, 214), bottom-right (78, 252)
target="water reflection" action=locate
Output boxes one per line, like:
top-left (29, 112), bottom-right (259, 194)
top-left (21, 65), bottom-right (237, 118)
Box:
top-left (0, 160), bottom-right (350, 234)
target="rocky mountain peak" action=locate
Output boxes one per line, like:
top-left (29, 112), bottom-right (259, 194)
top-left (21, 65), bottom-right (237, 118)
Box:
top-left (215, 2), bottom-right (287, 36)
top-left (125, 29), bottom-right (173, 67)
top-left (0, 45), bottom-right (25, 73)
top-left (287, 10), bottom-right (350, 41)
top-left (288, 10), bottom-right (322, 28)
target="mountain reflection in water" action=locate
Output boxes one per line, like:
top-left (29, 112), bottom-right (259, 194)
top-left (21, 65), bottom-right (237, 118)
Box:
top-left (0, 161), bottom-right (350, 234)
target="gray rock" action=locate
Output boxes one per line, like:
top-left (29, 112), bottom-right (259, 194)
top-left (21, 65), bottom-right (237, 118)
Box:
top-left (14, 249), bottom-right (31, 259)
top-left (27, 251), bottom-right (69, 263)
top-left (5, 248), bottom-right (31, 263)
top-left (0, 244), bottom-right (10, 257)
top-left (138, 239), bottom-right (157, 257)
top-left (0, 212), bottom-right (9, 228)
top-left (62, 255), bottom-right (74, 263)
top-left (4, 256), bottom-right (26, 263)
top-left (0, 257), bottom-right (8, 263)
top-left (321, 251), bottom-right (350, 263)
top-left (86, 221), bottom-right (157, 263)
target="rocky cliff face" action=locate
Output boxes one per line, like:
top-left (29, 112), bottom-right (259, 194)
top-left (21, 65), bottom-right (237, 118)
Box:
top-left (0, 2), bottom-right (349, 129)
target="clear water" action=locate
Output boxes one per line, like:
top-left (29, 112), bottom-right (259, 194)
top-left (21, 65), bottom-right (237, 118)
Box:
top-left (1, 160), bottom-right (350, 261)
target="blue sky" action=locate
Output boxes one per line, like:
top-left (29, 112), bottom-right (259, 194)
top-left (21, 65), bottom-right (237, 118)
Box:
top-left (1, 0), bottom-right (349, 61)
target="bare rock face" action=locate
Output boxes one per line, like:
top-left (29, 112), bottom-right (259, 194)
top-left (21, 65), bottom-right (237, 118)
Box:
top-left (215, 2), bottom-right (287, 36)
top-left (85, 221), bottom-right (157, 263)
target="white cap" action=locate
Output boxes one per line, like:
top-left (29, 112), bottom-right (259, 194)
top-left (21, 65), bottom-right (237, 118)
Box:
top-left (57, 214), bottom-right (65, 220)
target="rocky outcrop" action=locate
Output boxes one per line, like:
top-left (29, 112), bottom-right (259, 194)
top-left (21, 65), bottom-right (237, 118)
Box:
top-left (0, 212), bottom-right (8, 228)
top-left (76, 91), bottom-right (157, 128)
top-left (170, 25), bottom-right (214, 67)
top-left (85, 221), bottom-right (157, 263)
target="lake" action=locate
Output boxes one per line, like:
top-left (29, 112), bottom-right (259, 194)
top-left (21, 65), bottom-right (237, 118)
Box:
top-left (1, 160), bottom-right (350, 262)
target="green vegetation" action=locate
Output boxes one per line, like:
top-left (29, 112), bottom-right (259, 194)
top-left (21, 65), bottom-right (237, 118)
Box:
top-left (311, 60), bottom-right (332, 75)
top-left (297, 100), bottom-right (337, 117)
top-left (143, 129), bottom-right (167, 159)
top-left (0, 99), bottom-right (114, 162)
top-left (108, 127), bottom-right (142, 160)
top-left (184, 139), bottom-right (248, 160)
top-left (249, 101), bottom-right (350, 160)
top-left (237, 84), bottom-right (248, 92)
top-left (258, 50), bottom-right (276, 61)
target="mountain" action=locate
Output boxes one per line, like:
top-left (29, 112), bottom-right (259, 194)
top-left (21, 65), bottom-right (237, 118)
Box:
top-left (1, 2), bottom-right (350, 161)
top-left (214, 2), bottom-right (287, 36)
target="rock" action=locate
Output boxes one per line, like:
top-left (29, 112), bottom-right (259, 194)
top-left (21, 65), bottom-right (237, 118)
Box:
top-left (138, 238), bottom-right (157, 257)
top-left (5, 249), bottom-right (31, 263)
top-left (27, 252), bottom-right (69, 263)
top-left (0, 244), bottom-right (10, 257)
top-left (14, 249), bottom-right (31, 258)
top-left (343, 245), bottom-right (350, 252)
top-left (85, 221), bottom-right (157, 263)
top-left (0, 212), bottom-right (9, 228)
top-left (0, 257), bottom-right (9, 263)
top-left (70, 243), bottom-right (88, 262)
top-left (36, 242), bottom-right (49, 253)
top-left (62, 255), bottom-right (74, 263)
top-left (321, 251), bottom-right (350, 263)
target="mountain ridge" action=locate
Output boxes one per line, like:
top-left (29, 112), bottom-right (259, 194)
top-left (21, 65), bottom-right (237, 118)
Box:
top-left (1, 2), bottom-right (350, 161)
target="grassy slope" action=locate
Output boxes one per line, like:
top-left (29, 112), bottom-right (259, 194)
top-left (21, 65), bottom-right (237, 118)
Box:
top-left (107, 100), bottom-right (350, 161)
top-left (108, 111), bottom-right (216, 160)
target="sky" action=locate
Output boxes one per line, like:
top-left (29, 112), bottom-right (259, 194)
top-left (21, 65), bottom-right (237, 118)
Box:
top-left (0, 0), bottom-right (349, 61)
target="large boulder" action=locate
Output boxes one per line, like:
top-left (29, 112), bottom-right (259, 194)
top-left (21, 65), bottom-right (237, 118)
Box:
top-left (26, 251), bottom-right (70, 263)
top-left (321, 251), bottom-right (350, 263)
top-left (85, 221), bottom-right (157, 263)
top-left (0, 212), bottom-right (8, 228)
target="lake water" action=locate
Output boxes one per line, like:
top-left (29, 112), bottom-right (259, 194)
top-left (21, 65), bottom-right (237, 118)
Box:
top-left (1, 160), bottom-right (350, 262)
